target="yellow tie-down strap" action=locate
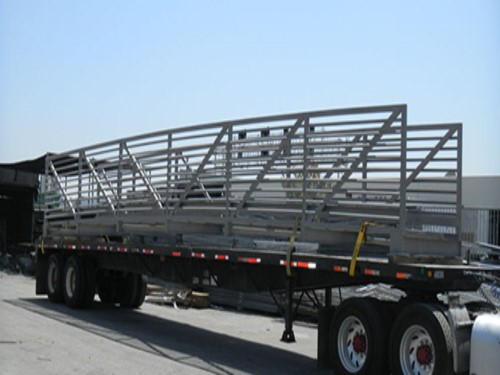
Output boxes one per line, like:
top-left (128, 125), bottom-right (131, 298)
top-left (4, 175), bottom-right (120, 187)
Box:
top-left (286, 219), bottom-right (300, 277)
top-left (349, 221), bottom-right (379, 277)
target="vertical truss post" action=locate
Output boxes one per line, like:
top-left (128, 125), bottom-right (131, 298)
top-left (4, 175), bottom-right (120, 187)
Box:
top-left (362, 135), bottom-right (368, 202)
top-left (166, 133), bottom-right (173, 213)
top-left (43, 155), bottom-right (49, 237)
top-left (224, 125), bottom-right (233, 236)
top-left (399, 106), bottom-right (407, 251)
top-left (77, 151), bottom-right (83, 233)
top-left (117, 141), bottom-right (124, 232)
top-left (456, 124), bottom-right (463, 240)
top-left (301, 118), bottom-right (310, 229)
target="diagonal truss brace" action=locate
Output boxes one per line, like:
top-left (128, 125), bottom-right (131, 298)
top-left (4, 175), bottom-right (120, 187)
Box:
top-left (84, 155), bottom-right (116, 212)
top-left (178, 154), bottom-right (212, 201)
top-left (312, 108), bottom-right (402, 219)
top-left (389, 126), bottom-right (458, 203)
top-left (125, 145), bottom-right (164, 209)
top-left (322, 134), bottom-right (363, 181)
top-left (172, 125), bottom-right (229, 213)
top-left (234, 117), bottom-right (305, 216)
top-left (48, 161), bottom-right (76, 217)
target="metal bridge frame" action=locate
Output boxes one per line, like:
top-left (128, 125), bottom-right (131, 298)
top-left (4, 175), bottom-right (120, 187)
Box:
top-left (43, 104), bottom-right (462, 257)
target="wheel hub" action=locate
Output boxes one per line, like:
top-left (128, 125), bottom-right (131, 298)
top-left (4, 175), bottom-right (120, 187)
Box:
top-left (337, 316), bottom-right (368, 372)
top-left (399, 325), bottom-right (435, 375)
top-left (416, 345), bottom-right (433, 365)
top-left (353, 334), bottom-right (366, 353)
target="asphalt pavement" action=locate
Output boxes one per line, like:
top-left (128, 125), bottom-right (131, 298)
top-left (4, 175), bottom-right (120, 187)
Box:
top-left (0, 271), bottom-right (324, 374)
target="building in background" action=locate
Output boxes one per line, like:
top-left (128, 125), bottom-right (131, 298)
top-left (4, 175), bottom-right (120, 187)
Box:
top-left (462, 176), bottom-right (500, 246)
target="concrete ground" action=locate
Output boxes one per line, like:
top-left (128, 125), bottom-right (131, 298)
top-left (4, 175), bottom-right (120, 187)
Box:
top-left (0, 271), bottom-right (324, 374)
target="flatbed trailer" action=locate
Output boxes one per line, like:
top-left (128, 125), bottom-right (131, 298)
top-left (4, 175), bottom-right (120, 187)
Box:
top-left (35, 104), bottom-right (500, 374)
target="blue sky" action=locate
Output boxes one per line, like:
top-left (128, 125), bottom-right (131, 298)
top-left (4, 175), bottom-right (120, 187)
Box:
top-left (1, 0), bottom-right (499, 175)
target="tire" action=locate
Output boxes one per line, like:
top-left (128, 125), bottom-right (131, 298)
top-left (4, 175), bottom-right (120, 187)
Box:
top-left (118, 273), bottom-right (139, 308)
top-left (82, 259), bottom-right (96, 307)
top-left (389, 303), bottom-right (453, 375)
top-left (131, 275), bottom-right (148, 308)
top-left (63, 256), bottom-right (87, 309)
top-left (47, 254), bottom-right (65, 303)
top-left (96, 271), bottom-right (116, 304)
top-left (330, 298), bottom-right (389, 374)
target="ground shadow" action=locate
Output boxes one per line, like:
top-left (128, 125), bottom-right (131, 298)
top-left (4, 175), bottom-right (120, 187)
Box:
top-left (8, 298), bottom-right (324, 374)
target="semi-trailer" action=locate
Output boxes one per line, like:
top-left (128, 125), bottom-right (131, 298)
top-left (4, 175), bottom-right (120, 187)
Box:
top-left (35, 104), bottom-right (500, 374)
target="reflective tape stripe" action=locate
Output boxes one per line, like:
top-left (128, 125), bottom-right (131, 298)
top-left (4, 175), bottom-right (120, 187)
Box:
top-left (81, 245), bottom-right (91, 250)
top-left (118, 247), bottom-right (127, 253)
top-left (142, 249), bottom-right (154, 255)
top-left (334, 265), bottom-right (348, 273)
top-left (280, 260), bottom-right (316, 269)
top-left (396, 272), bottom-right (411, 280)
top-left (172, 251), bottom-right (181, 257)
top-left (215, 254), bottom-right (229, 261)
top-left (97, 245), bottom-right (107, 251)
top-left (238, 257), bottom-right (261, 264)
top-left (192, 252), bottom-right (205, 258)
top-left (364, 268), bottom-right (380, 276)
top-left (66, 245), bottom-right (76, 250)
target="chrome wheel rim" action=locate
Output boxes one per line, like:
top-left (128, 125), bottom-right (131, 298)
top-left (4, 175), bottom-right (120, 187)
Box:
top-left (337, 316), bottom-right (368, 373)
top-left (47, 261), bottom-right (57, 294)
top-left (65, 266), bottom-right (76, 299)
top-left (399, 325), bottom-right (435, 375)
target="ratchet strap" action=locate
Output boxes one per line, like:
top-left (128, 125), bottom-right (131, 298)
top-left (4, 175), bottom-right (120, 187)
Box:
top-left (285, 219), bottom-right (299, 277)
top-left (349, 221), bottom-right (371, 277)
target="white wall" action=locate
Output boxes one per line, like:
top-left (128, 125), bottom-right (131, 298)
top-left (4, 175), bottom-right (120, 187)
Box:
top-left (463, 176), bottom-right (500, 209)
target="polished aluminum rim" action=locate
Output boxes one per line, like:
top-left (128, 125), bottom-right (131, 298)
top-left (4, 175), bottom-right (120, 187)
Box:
top-left (399, 325), bottom-right (435, 375)
top-left (337, 316), bottom-right (368, 373)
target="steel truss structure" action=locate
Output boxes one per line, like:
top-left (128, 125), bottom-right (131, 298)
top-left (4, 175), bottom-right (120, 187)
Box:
top-left (43, 104), bottom-right (462, 256)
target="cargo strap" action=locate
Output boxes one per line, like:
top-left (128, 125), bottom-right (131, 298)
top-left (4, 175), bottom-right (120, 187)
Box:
top-left (349, 221), bottom-right (373, 277)
top-left (285, 219), bottom-right (299, 277)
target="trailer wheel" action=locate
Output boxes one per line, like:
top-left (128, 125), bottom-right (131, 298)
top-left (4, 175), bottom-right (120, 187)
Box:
top-left (118, 273), bottom-right (139, 308)
top-left (330, 298), bottom-right (388, 374)
top-left (96, 271), bottom-right (116, 304)
top-left (63, 256), bottom-right (87, 308)
top-left (47, 254), bottom-right (65, 303)
top-left (131, 275), bottom-right (148, 308)
top-left (82, 259), bottom-right (96, 307)
top-left (389, 303), bottom-right (453, 375)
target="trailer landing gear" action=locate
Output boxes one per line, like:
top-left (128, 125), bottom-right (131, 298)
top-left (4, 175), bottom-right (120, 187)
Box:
top-left (281, 276), bottom-right (296, 343)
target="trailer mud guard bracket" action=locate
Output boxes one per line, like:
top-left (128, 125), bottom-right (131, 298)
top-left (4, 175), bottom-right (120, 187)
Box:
top-left (445, 297), bottom-right (473, 374)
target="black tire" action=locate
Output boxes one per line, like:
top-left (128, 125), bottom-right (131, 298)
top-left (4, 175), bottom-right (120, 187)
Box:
top-left (63, 256), bottom-right (87, 309)
top-left (329, 298), bottom-right (389, 374)
top-left (389, 303), bottom-right (453, 375)
top-left (47, 254), bottom-right (65, 303)
top-left (118, 273), bottom-right (139, 308)
top-left (82, 259), bottom-right (96, 307)
top-left (96, 271), bottom-right (116, 304)
top-left (131, 275), bottom-right (148, 308)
